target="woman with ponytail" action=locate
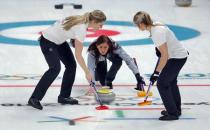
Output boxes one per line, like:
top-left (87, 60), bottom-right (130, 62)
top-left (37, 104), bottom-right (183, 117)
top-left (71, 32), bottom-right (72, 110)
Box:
top-left (133, 11), bottom-right (188, 121)
top-left (28, 10), bottom-right (106, 110)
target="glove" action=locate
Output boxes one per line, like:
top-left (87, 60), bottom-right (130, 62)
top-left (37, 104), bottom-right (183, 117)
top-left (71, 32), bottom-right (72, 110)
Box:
top-left (135, 73), bottom-right (146, 91)
top-left (155, 47), bottom-right (161, 57)
top-left (150, 70), bottom-right (160, 85)
top-left (105, 81), bottom-right (113, 89)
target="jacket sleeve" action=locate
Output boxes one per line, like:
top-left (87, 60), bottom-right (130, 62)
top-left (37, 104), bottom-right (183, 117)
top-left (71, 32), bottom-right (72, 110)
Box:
top-left (114, 46), bottom-right (140, 75)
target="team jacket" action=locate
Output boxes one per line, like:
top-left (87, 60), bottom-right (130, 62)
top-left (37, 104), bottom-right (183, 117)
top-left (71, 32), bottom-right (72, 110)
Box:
top-left (87, 43), bottom-right (140, 82)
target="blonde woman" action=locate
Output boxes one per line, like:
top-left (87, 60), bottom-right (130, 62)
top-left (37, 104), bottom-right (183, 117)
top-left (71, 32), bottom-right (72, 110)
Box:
top-left (28, 10), bottom-right (106, 110)
top-left (133, 11), bottom-right (188, 121)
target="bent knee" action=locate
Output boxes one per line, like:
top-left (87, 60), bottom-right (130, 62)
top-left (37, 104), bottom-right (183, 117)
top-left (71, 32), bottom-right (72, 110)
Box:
top-left (49, 64), bottom-right (61, 74)
top-left (157, 79), bottom-right (170, 88)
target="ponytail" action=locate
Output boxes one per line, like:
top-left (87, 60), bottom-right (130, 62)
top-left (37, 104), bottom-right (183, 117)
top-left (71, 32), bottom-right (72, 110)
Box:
top-left (63, 10), bottom-right (106, 31)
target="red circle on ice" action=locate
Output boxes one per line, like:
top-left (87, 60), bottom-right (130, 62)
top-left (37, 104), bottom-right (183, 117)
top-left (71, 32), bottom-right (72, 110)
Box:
top-left (39, 29), bottom-right (120, 38)
top-left (86, 29), bottom-right (120, 37)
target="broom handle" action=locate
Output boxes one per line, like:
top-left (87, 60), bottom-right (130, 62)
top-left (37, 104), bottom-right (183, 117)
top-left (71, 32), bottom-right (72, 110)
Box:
top-left (90, 81), bottom-right (104, 106)
top-left (144, 82), bottom-right (153, 101)
top-left (144, 57), bottom-right (160, 101)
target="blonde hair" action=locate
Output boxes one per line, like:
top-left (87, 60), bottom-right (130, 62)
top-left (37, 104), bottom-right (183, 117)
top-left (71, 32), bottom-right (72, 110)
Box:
top-left (133, 11), bottom-right (154, 26)
top-left (63, 10), bottom-right (106, 30)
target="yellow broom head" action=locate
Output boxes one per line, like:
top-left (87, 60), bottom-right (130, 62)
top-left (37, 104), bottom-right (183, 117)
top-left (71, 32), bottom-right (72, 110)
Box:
top-left (137, 100), bottom-right (152, 106)
top-left (137, 91), bottom-right (153, 97)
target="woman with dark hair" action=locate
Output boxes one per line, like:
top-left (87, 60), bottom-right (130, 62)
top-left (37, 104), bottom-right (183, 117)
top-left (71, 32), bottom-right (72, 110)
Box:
top-left (87, 35), bottom-right (145, 89)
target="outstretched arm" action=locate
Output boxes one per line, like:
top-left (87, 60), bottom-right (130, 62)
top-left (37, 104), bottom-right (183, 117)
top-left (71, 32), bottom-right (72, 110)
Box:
top-left (115, 46), bottom-right (145, 90)
top-left (74, 39), bottom-right (92, 83)
top-left (87, 52), bottom-right (96, 82)
top-left (116, 46), bottom-right (139, 75)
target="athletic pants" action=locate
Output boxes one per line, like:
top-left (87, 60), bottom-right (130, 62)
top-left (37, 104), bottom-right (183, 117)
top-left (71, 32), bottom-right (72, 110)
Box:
top-left (157, 57), bottom-right (187, 116)
top-left (95, 55), bottom-right (122, 85)
top-left (31, 36), bottom-right (76, 100)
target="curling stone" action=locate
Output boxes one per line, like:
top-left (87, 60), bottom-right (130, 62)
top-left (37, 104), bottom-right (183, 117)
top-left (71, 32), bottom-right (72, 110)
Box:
top-left (175, 0), bottom-right (192, 7)
top-left (73, 4), bottom-right (82, 9)
top-left (97, 87), bottom-right (112, 94)
top-left (54, 4), bottom-right (63, 9)
top-left (54, 4), bottom-right (82, 9)
top-left (95, 88), bottom-right (116, 104)
top-left (137, 91), bottom-right (153, 97)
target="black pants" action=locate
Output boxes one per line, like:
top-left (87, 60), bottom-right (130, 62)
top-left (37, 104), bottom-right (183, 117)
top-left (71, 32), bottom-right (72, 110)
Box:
top-left (157, 57), bottom-right (187, 116)
top-left (95, 55), bottom-right (122, 86)
top-left (30, 36), bottom-right (76, 100)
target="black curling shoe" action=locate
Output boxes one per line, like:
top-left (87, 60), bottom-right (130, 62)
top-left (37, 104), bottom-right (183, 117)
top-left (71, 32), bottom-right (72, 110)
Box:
top-left (28, 98), bottom-right (43, 110)
top-left (106, 82), bottom-right (113, 89)
top-left (161, 110), bottom-right (181, 116)
top-left (159, 115), bottom-right (179, 121)
top-left (58, 97), bottom-right (78, 105)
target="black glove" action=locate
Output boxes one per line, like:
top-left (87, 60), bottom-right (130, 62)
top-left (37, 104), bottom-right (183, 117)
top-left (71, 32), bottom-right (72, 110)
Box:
top-left (105, 81), bottom-right (113, 89)
top-left (134, 73), bottom-right (146, 91)
top-left (155, 47), bottom-right (161, 57)
top-left (150, 70), bottom-right (160, 85)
